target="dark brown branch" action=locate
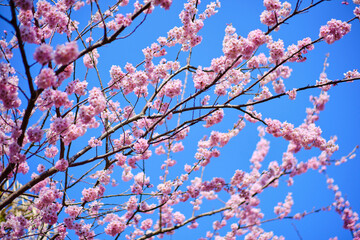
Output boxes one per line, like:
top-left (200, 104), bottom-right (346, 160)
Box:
top-left (0, 167), bottom-right (58, 210)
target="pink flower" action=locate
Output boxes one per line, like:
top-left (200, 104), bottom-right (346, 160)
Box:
top-left (54, 41), bottom-right (79, 65)
top-left (264, 0), bottom-right (281, 11)
top-left (37, 164), bottom-right (46, 173)
top-left (163, 79), bottom-right (182, 98)
top-left (57, 63), bottom-right (74, 83)
top-left (155, 145), bottom-right (166, 155)
top-left (115, 13), bottom-right (132, 28)
top-left (173, 211), bottom-right (185, 225)
top-left (171, 142), bottom-right (184, 152)
top-left (105, 220), bottom-right (126, 236)
top-left (35, 68), bottom-right (57, 89)
top-left (248, 29), bottom-right (268, 47)
top-left (152, 0), bottom-right (173, 10)
top-left (265, 118), bottom-right (283, 137)
top-left (140, 219), bottom-right (153, 230)
top-left (354, 6), bottom-right (360, 18)
top-left (88, 87), bottom-right (106, 113)
top-left (18, 162), bottom-right (29, 174)
top-left (14, 0), bottom-right (33, 10)
top-left (27, 127), bottom-right (44, 142)
top-left (193, 67), bottom-right (211, 89)
top-left (267, 39), bottom-right (285, 62)
top-left (34, 44), bottom-right (54, 65)
top-left (82, 187), bottom-right (101, 202)
top-left (134, 138), bottom-right (149, 154)
top-left (344, 69), bottom-right (360, 79)
top-left (88, 137), bottom-right (102, 147)
top-left (83, 49), bottom-right (99, 68)
top-left (319, 19), bottom-right (351, 44)
top-left (274, 193), bottom-right (294, 218)
top-left (74, 1), bottom-right (85, 10)
top-left (204, 109), bottom-right (224, 128)
top-left (66, 79), bottom-right (88, 96)
top-left (52, 90), bottom-right (72, 108)
top-left (260, 10), bottom-right (277, 26)
top-left (286, 88), bottom-right (297, 100)
top-left (297, 37), bottom-right (314, 54)
top-left (115, 153), bottom-right (127, 166)
top-left (18, 9), bottom-right (33, 25)
top-left (65, 205), bottom-right (82, 218)
top-left (55, 159), bottom-right (68, 171)
top-left (45, 145), bottom-right (58, 158)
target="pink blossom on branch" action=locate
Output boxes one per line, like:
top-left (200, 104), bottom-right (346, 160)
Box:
top-left (55, 159), bottom-right (68, 171)
top-left (54, 41), bottom-right (79, 65)
top-left (33, 44), bottom-right (54, 65)
top-left (319, 19), bottom-right (351, 44)
top-left (34, 68), bottom-right (57, 89)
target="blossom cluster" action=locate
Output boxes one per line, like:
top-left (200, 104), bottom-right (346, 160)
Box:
top-left (319, 19), bottom-right (351, 44)
top-left (260, 0), bottom-right (292, 27)
top-left (0, 63), bottom-right (21, 109)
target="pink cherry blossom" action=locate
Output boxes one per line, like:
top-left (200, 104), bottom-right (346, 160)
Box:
top-left (35, 68), bottom-right (57, 89)
top-left (54, 41), bottom-right (79, 65)
top-left (55, 159), bottom-right (68, 171)
top-left (319, 19), bottom-right (351, 44)
top-left (33, 44), bottom-right (54, 65)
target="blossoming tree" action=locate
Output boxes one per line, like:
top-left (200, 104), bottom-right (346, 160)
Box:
top-left (0, 0), bottom-right (360, 239)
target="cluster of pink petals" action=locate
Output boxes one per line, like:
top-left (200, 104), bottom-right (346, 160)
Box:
top-left (162, 0), bottom-right (216, 51)
top-left (107, 13), bottom-right (132, 31)
top-left (265, 118), bottom-right (330, 154)
top-left (286, 37), bottom-right (314, 62)
top-left (344, 69), bottom-right (360, 79)
top-left (354, 6), bottom-right (360, 18)
top-left (133, 138), bottom-right (149, 154)
top-left (319, 19), bottom-right (351, 44)
top-left (79, 87), bottom-right (106, 124)
top-left (55, 158), bottom-right (68, 171)
top-left (88, 136), bottom-right (102, 147)
top-left (45, 145), bottom-right (58, 158)
top-left (203, 109), bottom-right (224, 128)
top-left (260, 0), bottom-right (292, 27)
top-left (0, 214), bottom-right (29, 239)
top-left (267, 39), bottom-right (285, 62)
top-left (105, 219), bottom-right (126, 236)
top-left (160, 79), bottom-right (182, 98)
top-left (66, 79), bottom-right (88, 96)
top-left (327, 177), bottom-right (360, 237)
top-left (27, 127), bottom-right (44, 142)
top-left (0, 63), bottom-right (21, 109)
top-left (193, 67), bottom-right (212, 89)
top-left (81, 185), bottom-right (105, 202)
top-left (36, 0), bottom-right (70, 34)
top-left (286, 88), bottom-right (297, 100)
top-left (35, 68), bottom-right (57, 89)
top-left (54, 41), bottom-right (79, 65)
top-left (33, 44), bottom-right (54, 65)
top-left (36, 89), bottom-right (72, 111)
top-left (14, 0), bottom-right (33, 10)
top-left (83, 49), bottom-right (100, 68)
top-left (274, 193), bottom-right (294, 218)
top-left (152, 0), bottom-right (173, 10)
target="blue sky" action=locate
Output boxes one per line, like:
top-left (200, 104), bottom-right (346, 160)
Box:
top-left (1, 0), bottom-right (360, 239)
